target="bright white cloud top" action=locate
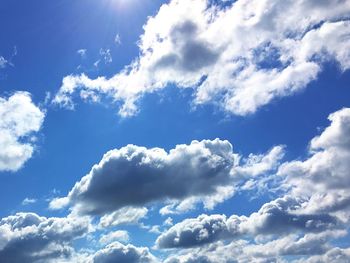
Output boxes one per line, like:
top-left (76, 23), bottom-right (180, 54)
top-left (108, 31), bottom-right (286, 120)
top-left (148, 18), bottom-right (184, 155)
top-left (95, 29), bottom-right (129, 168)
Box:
top-left (53, 0), bottom-right (350, 117)
top-left (0, 92), bottom-right (45, 171)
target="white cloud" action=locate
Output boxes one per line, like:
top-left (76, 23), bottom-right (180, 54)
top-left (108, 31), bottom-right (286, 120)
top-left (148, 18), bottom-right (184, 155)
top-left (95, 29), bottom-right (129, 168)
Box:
top-left (50, 139), bottom-right (237, 215)
top-left (77, 49), bottom-right (87, 58)
top-left (53, 0), bottom-right (350, 117)
top-left (50, 139), bottom-right (282, 217)
top-left (278, 108), bottom-right (350, 215)
top-left (0, 92), bottom-right (45, 172)
top-left (91, 242), bottom-right (158, 263)
top-left (157, 196), bottom-right (339, 249)
top-left (0, 57), bottom-right (8, 69)
top-left (99, 49), bottom-right (112, 64)
top-left (21, 198), bottom-right (37, 205)
top-left (99, 230), bottom-right (129, 244)
top-left (115, 34), bottom-right (121, 45)
top-left (0, 212), bottom-right (91, 263)
top-left (99, 207), bottom-right (148, 228)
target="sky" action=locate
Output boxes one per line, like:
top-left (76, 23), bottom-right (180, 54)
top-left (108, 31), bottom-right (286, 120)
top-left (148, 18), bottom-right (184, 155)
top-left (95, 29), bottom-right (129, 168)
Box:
top-left (0, 0), bottom-right (350, 262)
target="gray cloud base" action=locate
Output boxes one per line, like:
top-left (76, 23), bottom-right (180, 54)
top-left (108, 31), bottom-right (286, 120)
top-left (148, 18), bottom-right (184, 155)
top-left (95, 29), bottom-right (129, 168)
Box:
top-left (52, 139), bottom-right (236, 215)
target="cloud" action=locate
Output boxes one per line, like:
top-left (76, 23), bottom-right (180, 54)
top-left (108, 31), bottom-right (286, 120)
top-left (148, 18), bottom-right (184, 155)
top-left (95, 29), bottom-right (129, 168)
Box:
top-left (99, 49), bottom-right (112, 64)
top-left (50, 139), bottom-right (237, 215)
top-left (243, 230), bottom-right (346, 259)
top-left (91, 242), bottom-right (158, 263)
top-left (77, 49), bottom-right (87, 58)
top-left (99, 207), bottom-right (148, 228)
top-left (164, 234), bottom-right (350, 263)
top-left (278, 107), bottom-right (350, 215)
top-left (99, 230), bottom-right (129, 244)
top-left (0, 92), bottom-right (45, 172)
top-left (294, 247), bottom-right (350, 263)
top-left (0, 212), bottom-right (90, 263)
top-left (115, 34), bottom-right (121, 45)
top-left (156, 214), bottom-right (230, 248)
top-left (156, 196), bottom-right (339, 249)
top-left (53, 0), bottom-right (350, 117)
top-left (0, 56), bottom-right (8, 69)
top-left (159, 107), bottom-right (350, 261)
top-left (51, 139), bottom-right (283, 217)
top-left (21, 198), bottom-right (37, 205)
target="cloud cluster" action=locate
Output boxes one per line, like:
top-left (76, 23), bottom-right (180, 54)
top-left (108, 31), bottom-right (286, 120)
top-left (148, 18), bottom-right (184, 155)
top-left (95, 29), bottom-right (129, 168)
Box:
top-left (50, 139), bottom-right (283, 216)
top-left (278, 107), bottom-right (350, 216)
top-left (156, 196), bottom-right (339, 249)
top-left (156, 107), bottom-right (350, 261)
top-left (0, 212), bottom-right (90, 263)
top-left (4, 107), bottom-right (350, 262)
top-left (164, 232), bottom-right (349, 263)
top-left (0, 92), bottom-right (45, 172)
top-left (53, 0), bottom-right (350, 117)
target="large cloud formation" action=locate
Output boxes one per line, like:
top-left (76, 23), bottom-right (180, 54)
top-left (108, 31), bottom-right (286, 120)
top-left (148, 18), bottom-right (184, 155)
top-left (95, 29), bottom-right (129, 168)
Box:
top-left (53, 0), bottom-right (350, 117)
top-left (0, 92), bottom-right (45, 171)
top-left (156, 107), bottom-right (350, 262)
top-left (156, 196), bottom-right (339, 249)
top-left (0, 212), bottom-right (90, 263)
top-left (50, 139), bottom-right (283, 216)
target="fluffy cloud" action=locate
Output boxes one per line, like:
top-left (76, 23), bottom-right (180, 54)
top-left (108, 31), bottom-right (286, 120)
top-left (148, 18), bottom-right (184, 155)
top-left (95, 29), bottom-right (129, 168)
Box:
top-left (99, 207), bottom-right (148, 228)
top-left (156, 196), bottom-right (339, 249)
top-left (278, 108), bottom-right (350, 215)
top-left (164, 236), bottom-right (350, 263)
top-left (294, 247), bottom-right (350, 263)
top-left (0, 212), bottom-right (90, 263)
top-left (53, 0), bottom-right (350, 117)
top-left (0, 92), bottom-right (45, 172)
top-left (91, 242), bottom-right (158, 263)
top-left (156, 214), bottom-right (230, 248)
top-left (159, 107), bottom-right (350, 261)
top-left (50, 139), bottom-right (283, 216)
top-left (99, 230), bottom-right (129, 244)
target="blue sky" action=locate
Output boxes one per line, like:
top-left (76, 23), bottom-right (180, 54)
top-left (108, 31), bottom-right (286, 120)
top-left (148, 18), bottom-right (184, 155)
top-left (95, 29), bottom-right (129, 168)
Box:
top-left (1, 0), bottom-right (350, 262)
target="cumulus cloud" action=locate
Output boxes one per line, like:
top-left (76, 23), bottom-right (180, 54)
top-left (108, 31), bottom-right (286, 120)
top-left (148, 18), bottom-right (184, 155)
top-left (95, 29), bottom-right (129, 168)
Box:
top-left (0, 212), bottom-right (90, 263)
top-left (156, 196), bottom-right (339, 249)
top-left (156, 214), bottom-right (230, 248)
top-left (278, 107), bottom-right (350, 215)
top-left (53, 0), bottom-right (350, 117)
top-left (50, 139), bottom-right (236, 215)
top-left (0, 92), bottom-right (45, 172)
top-left (164, 236), bottom-right (350, 263)
top-left (50, 139), bottom-right (283, 216)
top-left (294, 247), bottom-right (350, 263)
top-left (91, 242), bottom-right (158, 263)
top-left (159, 107), bottom-right (350, 261)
